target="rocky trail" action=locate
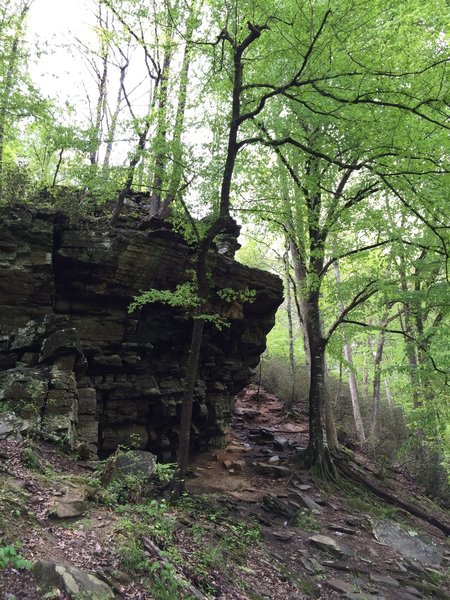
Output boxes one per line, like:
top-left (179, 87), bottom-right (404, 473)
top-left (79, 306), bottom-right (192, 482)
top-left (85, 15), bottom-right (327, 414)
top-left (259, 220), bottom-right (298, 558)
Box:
top-left (1, 385), bottom-right (449, 599)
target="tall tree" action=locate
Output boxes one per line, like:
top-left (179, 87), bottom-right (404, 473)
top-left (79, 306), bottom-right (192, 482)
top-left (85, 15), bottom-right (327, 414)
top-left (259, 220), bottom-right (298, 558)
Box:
top-left (223, 0), bottom-right (449, 476)
top-left (0, 0), bottom-right (35, 200)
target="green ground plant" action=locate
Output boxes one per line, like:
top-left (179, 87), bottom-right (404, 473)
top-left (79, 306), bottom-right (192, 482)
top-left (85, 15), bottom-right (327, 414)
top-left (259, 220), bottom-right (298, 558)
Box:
top-left (104, 472), bottom-right (146, 505)
top-left (0, 544), bottom-right (32, 570)
top-left (296, 509), bottom-right (321, 531)
top-left (149, 561), bottom-right (189, 600)
top-left (110, 491), bottom-right (262, 597)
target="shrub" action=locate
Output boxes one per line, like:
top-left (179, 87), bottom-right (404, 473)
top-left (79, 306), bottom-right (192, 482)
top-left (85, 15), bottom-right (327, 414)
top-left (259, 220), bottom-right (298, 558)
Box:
top-left (257, 356), bottom-right (309, 406)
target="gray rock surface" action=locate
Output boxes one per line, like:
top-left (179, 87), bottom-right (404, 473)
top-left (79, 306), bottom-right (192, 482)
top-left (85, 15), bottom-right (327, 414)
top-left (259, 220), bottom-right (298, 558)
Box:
top-left (372, 519), bottom-right (443, 567)
top-left (327, 578), bottom-right (356, 593)
top-left (369, 574), bottom-right (399, 587)
top-left (35, 559), bottom-right (114, 599)
top-left (50, 484), bottom-right (88, 518)
top-left (309, 534), bottom-right (344, 557)
top-left (115, 449), bottom-right (157, 480)
top-left (0, 412), bottom-right (29, 440)
top-left (292, 491), bottom-right (323, 514)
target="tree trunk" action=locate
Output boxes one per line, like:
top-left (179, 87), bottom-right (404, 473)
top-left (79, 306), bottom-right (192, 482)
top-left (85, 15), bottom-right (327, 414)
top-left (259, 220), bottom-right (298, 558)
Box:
top-left (160, 5), bottom-right (196, 218)
top-left (110, 125), bottom-right (151, 224)
top-left (149, 7), bottom-right (176, 216)
top-left (332, 261), bottom-right (366, 443)
top-left (384, 377), bottom-right (393, 411)
top-left (289, 240), bottom-right (311, 369)
top-left (304, 293), bottom-right (336, 479)
top-left (324, 384), bottom-right (339, 450)
top-left (371, 323), bottom-right (386, 435)
top-left (169, 23), bottom-right (266, 499)
top-left (89, 5), bottom-right (109, 166)
top-left (102, 57), bottom-right (128, 175)
top-left (400, 308), bottom-right (421, 409)
top-left (284, 249), bottom-right (296, 410)
top-left (170, 317), bottom-right (204, 499)
top-left (343, 342), bottom-right (366, 443)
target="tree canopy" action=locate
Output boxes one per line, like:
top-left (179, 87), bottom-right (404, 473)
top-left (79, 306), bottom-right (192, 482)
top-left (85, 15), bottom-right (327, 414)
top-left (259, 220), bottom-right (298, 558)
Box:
top-left (1, 0), bottom-right (449, 489)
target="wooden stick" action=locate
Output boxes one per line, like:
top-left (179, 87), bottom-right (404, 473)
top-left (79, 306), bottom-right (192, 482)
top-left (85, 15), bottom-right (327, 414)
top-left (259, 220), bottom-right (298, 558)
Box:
top-left (142, 537), bottom-right (207, 600)
top-left (336, 459), bottom-right (450, 537)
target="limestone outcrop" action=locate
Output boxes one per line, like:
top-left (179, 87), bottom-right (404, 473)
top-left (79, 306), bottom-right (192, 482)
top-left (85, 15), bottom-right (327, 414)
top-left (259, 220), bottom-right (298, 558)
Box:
top-left (0, 206), bottom-right (282, 458)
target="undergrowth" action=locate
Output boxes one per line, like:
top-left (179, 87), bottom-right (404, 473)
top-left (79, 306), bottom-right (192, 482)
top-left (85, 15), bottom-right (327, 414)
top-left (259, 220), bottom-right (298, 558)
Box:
top-left (112, 494), bottom-right (261, 598)
top-left (0, 544), bottom-right (32, 571)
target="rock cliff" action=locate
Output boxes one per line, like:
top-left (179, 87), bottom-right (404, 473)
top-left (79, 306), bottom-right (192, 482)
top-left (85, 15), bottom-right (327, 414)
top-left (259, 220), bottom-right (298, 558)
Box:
top-left (0, 206), bottom-right (282, 459)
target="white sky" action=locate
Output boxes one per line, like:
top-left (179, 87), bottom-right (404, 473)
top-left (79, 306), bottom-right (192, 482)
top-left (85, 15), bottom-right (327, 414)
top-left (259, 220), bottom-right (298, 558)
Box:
top-left (27, 0), bottom-right (96, 104)
top-left (23, 0), bottom-right (212, 173)
top-left (27, 0), bottom-right (92, 45)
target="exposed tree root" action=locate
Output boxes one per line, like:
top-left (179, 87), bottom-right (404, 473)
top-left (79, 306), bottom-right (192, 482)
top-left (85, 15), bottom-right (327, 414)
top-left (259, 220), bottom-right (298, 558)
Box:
top-left (335, 456), bottom-right (450, 537)
top-left (297, 446), bottom-right (338, 482)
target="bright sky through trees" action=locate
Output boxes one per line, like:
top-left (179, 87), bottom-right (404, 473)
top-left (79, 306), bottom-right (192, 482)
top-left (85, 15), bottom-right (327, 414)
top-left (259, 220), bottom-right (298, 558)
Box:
top-left (27, 1), bottom-right (96, 104)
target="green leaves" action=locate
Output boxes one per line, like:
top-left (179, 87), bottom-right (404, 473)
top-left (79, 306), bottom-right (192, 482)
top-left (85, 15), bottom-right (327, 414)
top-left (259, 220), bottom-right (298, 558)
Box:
top-left (217, 287), bottom-right (256, 303)
top-left (0, 544), bottom-right (32, 570)
top-left (129, 282), bottom-right (201, 313)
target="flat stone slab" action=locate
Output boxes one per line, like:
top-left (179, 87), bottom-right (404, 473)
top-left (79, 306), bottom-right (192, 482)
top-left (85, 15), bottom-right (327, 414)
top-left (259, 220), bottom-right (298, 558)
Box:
top-left (257, 463), bottom-right (291, 478)
top-left (327, 578), bottom-right (356, 593)
top-left (402, 586), bottom-right (422, 598)
top-left (300, 556), bottom-right (323, 574)
top-left (370, 574), bottom-right (399, 587)
top-left (293, 491), bottom-right (323, 514)
top-left (309, 534), bottom-right (343, 557)
top-left (329, 525), bottom-right (357, 535)
top-left (346, 594), bottom-right (386, 600)
top-left (259, 427), bottom-right (275, 439)
top-left (223, 459), bottom-right (245, 474)
top-left (271, 530), bottom-right (295, 541)
top-left (296, 484), bottom-right (312, 491)
top-left (234, 407), bottom-right (259, 418)
top-left (372, 519), bottom-right (443, 567)
top-left (273, 436), bottom-right (288, 450)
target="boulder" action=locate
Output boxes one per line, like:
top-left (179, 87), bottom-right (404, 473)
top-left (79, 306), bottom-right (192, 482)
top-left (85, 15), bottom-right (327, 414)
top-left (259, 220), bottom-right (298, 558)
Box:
top-left (101, 449), bottom-right (157, 486)
top-left (35, 559), bottom-right (114, 599)
top-left (0, 206), bottom-right (283, 459)
top-left (0, 411), bottom-right (29, 440)
top-left (115, 449), bottom-right (157, 479)
top-left (50, 484), bottom-right (88, 518)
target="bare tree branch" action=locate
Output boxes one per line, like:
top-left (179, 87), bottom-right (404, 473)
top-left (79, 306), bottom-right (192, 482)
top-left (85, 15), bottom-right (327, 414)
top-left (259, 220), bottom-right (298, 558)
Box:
top-left (324, 280), bottom-right (379, 345)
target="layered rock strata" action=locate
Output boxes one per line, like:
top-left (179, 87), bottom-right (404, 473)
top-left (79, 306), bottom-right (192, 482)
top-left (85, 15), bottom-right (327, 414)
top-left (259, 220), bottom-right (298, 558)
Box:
top-left (0, 206), bottom-right (282, 458)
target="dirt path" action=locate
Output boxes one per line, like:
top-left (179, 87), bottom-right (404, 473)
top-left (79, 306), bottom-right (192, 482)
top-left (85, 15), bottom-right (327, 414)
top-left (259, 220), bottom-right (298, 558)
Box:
top-left (1, 385), bottom-right (449, 600)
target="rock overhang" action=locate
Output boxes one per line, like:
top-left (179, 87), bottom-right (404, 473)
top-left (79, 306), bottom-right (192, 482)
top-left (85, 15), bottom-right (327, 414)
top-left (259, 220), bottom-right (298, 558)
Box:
top-left (0, 205), bottom-right (283, 459)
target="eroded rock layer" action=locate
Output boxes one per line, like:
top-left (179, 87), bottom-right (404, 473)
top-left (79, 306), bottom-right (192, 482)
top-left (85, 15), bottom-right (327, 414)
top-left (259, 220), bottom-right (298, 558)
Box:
top-left (0, 207), bottom-right (282, 458)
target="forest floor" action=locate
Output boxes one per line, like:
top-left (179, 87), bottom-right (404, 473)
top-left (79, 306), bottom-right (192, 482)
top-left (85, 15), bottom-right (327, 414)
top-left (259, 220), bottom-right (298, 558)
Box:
top-left (0, 385), bottom-right (449, 600)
